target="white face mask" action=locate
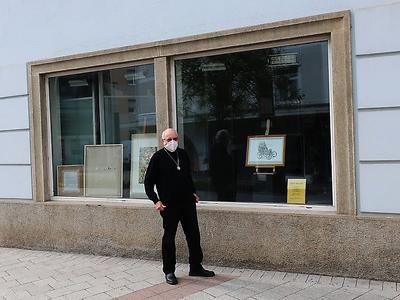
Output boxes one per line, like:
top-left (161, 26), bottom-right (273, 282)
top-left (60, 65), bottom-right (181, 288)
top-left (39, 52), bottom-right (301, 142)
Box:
top-left (164, 140), bottom-right (178, 152)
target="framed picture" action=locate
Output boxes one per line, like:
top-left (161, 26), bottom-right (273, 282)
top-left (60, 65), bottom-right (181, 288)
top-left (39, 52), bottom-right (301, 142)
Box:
top-left (246, 135), bottom-right (286, 167)
top-left (130, 133), bottom-right (158, 198)
top-left (57, 165), bottom-right (84, 197)
top-left (84, 144), bottom-right (123, 197)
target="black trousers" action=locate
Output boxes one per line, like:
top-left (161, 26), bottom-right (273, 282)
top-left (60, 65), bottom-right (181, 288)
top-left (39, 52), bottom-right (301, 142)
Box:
top-left (160, 202), bottom-right (203, 274)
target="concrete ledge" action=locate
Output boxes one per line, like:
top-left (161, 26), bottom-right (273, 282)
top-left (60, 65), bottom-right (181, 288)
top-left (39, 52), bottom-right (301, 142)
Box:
top-left (0, 201), bottom-right (399, 281)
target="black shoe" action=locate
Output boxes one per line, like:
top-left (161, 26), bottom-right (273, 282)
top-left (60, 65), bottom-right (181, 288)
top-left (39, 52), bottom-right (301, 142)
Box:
top-left (165, 273), bottom-right (178, 285)
top-left (189, 266), bottom-right (215, 277)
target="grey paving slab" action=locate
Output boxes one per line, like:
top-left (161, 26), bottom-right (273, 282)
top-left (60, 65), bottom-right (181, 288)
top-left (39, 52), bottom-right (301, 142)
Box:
top-left (252, 289), bottom-right (286, 299)
top-left (370, 280), bottom-right (384, 290)
top-left (0, 247), bottom-right (399, 300)
top-left (330, 276), bottom-right (345, 287)
top-left (289, 283), bottom-right (339, 299)
top-left (264, 281), bottom-right (311, 298)
top-left (354, 290), bottom-right (392, 300)
top-left (250, 270), bottom-right (266, 280)
top-left (318, 276), bottom-right (333, 285)
top-left (105, 286), bottom-right (133, 298)
top-left (183, 290), bottom-right (215, 299)
top-left (203, 284), bottom-right (240, 297)
top-left (216, 295), bottom-right (239, 300)
top-left (343, 277), bottom-right (357, 288)
top-left (306, 275), bottom-right (320, 285)
top-left (356, 278), bottom-right (370, 289)
top-left (246, 280), bottom-right (277, 293)
top-left (231, 268), bottom-right (256, 277)
top-left (219, 278), bottom-right (251, 289)
top-left (83, 292), bottom-right (113, 300)
top-left (259, 271), bottom-right (276, 281)
top-left (272, 272), bottom-right (287, 281)
top-left (228, 287), bottom-right (259, 299)
top-left (394, 294), bottom-right (400, 300)
top-left (284, 294), bottom-right (313, 300)
top-left (294, 274), bottom-right (309, 283)
top-left (319, 287), bottom-right (370, 299)
top-left (364, 287), bottom-right (400, 299)
top-left (383, 280), bottom-right (397, 291)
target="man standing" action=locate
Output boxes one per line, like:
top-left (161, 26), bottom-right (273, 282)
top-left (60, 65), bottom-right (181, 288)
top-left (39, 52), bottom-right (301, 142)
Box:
top-left (144, 128), bottom-right (215, 285)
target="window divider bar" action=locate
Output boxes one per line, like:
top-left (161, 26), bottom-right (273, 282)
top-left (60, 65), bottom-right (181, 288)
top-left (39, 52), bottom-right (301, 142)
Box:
top-left (154, 57), bottom-right (170, 148)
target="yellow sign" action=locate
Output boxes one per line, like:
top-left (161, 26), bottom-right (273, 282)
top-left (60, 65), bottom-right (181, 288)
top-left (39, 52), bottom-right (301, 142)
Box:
top-left (287, 179), bottom-right (306, 204)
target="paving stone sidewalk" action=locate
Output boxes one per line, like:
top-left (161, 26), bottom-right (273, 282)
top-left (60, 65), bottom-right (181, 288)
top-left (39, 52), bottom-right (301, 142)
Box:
top-left (0, 247), bottom-right (399, 300)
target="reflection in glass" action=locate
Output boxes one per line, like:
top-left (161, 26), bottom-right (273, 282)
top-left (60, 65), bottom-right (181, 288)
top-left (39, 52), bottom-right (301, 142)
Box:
top-left (175, 41), bottom-right (332, 205)
top-left (49, 64), bottom-right (155, 198)
top-left (102, 65), bottom-right (156, 197)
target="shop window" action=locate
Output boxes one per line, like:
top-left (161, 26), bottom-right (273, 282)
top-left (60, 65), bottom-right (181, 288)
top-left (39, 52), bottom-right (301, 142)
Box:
top-left (49, 64), bottom-right (156, 198)
top-left (30, 11), bottom-right (353, 211)
top-left (175, 41), bottom-right (332, 205)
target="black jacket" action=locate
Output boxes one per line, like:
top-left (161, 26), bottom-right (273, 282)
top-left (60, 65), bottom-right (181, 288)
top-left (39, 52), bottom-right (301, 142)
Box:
top-left (144, 148), bottom-right (196, 206)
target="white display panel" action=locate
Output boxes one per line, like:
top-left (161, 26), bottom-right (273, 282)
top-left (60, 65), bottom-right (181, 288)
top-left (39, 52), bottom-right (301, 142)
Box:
top-left (358, 110), bottom-right (400, 161)
top-left (354, 2), bottom-right (400, 55)
top-left (356, 54), bottom-right (400, 108)
top-left (0, 130), bottom-right (30, 164)
top-left (359, 163), bottom-right (400, 213)
top-left (0, 96), bottom-right (29, 131)
top-left (0, 166), bottom-right (32, 199)
top-left (0, 63), bottom-right (27, 97)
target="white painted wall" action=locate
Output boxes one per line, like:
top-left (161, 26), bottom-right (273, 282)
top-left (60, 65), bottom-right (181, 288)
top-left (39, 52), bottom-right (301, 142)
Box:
top-left (353, 2), bottom-right (400, 213)
top-left (356, 55), bottom-right (400, 108)
top-left (0, 64), bottom-right (27, 98)
top-left (358, 110), bottom-right (400, 161)
top-left (0, 96), bottom-right (31, 199)
top-left (0, 0), bottom-right (396, 67)
top-left (0, 131), bottom-right (30, 164)
top-left (353, 2), bottom-right (400, 55)
top-left (0, 0), bottom-right (399, 206)
top-left (359, 163), bottom-right (400, 213)
top-left (0, 97), bottom-right (29, 130)
top-left (0, 166), bottom-right (32, 199)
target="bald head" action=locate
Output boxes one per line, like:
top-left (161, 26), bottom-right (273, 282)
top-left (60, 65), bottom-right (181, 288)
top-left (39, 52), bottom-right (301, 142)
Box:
top-left (161, 128), bottom-right (179, 146)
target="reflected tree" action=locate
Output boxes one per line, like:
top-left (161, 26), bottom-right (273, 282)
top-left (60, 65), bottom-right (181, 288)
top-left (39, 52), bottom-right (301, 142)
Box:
top-left (178, 48), bottom-right (305, 128)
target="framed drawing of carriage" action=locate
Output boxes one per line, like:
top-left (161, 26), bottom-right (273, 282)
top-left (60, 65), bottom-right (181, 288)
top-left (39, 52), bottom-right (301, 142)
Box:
top-left (245, 135), bottom-right (286, 167)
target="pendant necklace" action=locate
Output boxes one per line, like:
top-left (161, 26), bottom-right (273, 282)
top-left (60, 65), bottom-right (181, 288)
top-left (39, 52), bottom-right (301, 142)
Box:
top-left (164, 148), bottom-right (181, 171)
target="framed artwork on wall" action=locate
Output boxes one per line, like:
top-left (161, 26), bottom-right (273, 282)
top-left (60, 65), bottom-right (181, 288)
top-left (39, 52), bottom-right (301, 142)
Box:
top-left (246, 135), bottom-right (286, 167)
top-left (57, 165), bottom-right (84, 197)
top-left (130, 133), bottom-right (158, 198)
top-left (84, 144), bottom-right (123, 197)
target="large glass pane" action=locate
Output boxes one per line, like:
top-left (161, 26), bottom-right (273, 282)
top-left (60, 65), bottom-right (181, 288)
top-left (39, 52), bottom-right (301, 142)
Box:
top-left (50, 73), bottom-right (96, 195)
top-left (49, 64), bottom-right (156, 198)
top-left (102, 64), bottom-right (156, 197)
top-left (175, 41), bottom-right (332, 205)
